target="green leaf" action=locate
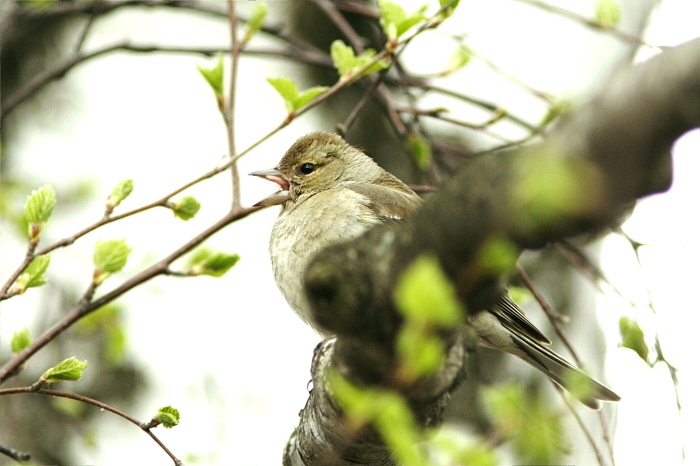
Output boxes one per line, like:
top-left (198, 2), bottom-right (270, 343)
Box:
top-left (24, 185), bottom-right (56, 242)
top-left (196, 55), bottom-right (225, 96)
top-left (172, 196), bottom-right (201, 221)
top-left (244, 2), bottom-right (268, 43)
top-left (442, 44), bottom-right (471, 76)
top-left (14, 254), bottom-right (51, 294)
top-left (378, 0), bottom-right (426, 40)
top-left (266, 77), bottom-right (299, 113)
top-left (330, 40), bottom-right (389, 81)
top-left (475, 236), bottom-right (519, 277)
top-left (396, 324), bottom-right (444, 379)
top-left (266, 78), bottom-right (328, 113)
top-left (154, 405), bottom-right (180, 429)
top-left (93, 239), bottom-right (132, 285)
top-left (201, 252), bottom-right (240, 277)
top-left (106, 179), bottom-right (133, 213)
top-left (394, 254), bottom-right (464, 328)
top-left (11, 328), bottom-right (32, 354)
top-left (293, 86), bottom-right (329, 110)
top-left (483, 383), bottom-right (567, 464)
top-left (439, 0), bottom-right (461, 18)
top-left (619, 316), bottom-right (649, 362)
top-left (407, 132), bottom-right (432, 171)
top-left (595, 0), bottom-right (621, 27)
top-left (427, 427), bottom-right (496, 466)
top-left (41, 357), bottom-right (88, 383)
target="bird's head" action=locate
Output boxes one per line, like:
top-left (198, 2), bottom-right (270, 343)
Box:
top-left (250, 132), bottom-right (382, 206)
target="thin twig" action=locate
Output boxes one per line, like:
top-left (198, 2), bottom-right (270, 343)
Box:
top-left (226, 0), bottom-right (242, 207)
top-left (0, 387), bottom-right (182, 465)
top-left (314, 0), bottom-right (365, 53)
top-left (555, 384), bottom-right (609, 466)
top-left (517, 266), bottom-right (581, 363)
top-left (0, 206), bottom-right (259, 385)
top-left (511, 0), bottom-right (654, 47)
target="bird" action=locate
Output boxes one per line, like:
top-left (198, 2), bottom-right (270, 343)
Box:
top-left (250, 131), bottom-right (620, 409)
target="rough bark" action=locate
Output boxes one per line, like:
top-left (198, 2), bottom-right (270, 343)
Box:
top-left (283, 38), bottom-right (700, 465)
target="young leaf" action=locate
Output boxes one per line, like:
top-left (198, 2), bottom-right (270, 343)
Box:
top-left (196, 55), bottom-right (225, 96)
top-left (106, 179), bottom-right (134, 214)
top-left (172, 196), bottom-right (201, 221)
top-left (407, 132), bottom-right (432, 171)
top-left (330, 40), bottom-right (389, 81)
top-left (378, 0), bottom-right (426, 40)
top-left (154, 405), bottom-right (180, 429)
top-left (13, 254), bottom-right (51, 294)
top-left (619, 316), bottom-right (649, 362)
top-left (293, 86), bottom-right (329, 110)
top-left (595, 0), bottom-right (621, 28)
top-left (41, 357), bottom-right (88, 384)
top-left (442, 44), bottom-right (471, 76)
top-left (201, 252), bottom-right (240, 277)
top-left (93, 239), bottom-right (131, 285)
top-left (267, 77), bottom-right (299, 113)
top-left (439, 0), bottom-right (461, 18)
top-left (244, 2), bottom-right (268, 43)
top-left (24, 185), bottom-right (56, 243)
top-left (394, 254), bottom-right (464, 328)
top-left (11, 328), bottom-right (32, 354)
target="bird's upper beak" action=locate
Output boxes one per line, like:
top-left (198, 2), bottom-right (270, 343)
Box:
top-left (249, 168), bottom-right (293, 206)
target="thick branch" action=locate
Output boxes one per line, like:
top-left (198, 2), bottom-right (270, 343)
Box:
top-left (286, 38), bottom-right (700, 464)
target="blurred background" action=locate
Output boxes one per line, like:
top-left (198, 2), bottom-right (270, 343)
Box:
top-left (1, 0), bottom-right (698, 464)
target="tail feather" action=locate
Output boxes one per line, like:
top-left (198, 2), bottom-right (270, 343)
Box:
top-left (472, 306), bottom-right (620, 410)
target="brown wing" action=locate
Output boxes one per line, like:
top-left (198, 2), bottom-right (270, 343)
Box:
top-left (347, 182), bottom-right (423, 222)
top-left (490, 293), bottom-right (552, 344)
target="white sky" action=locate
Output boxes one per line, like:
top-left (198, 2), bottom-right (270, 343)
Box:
top-left (1, 0), bottom-right (698, 465)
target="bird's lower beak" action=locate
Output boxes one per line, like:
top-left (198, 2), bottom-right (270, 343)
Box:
top-left (249, 168), bottom-right (292, 206)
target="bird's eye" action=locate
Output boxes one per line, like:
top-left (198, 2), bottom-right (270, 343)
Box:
top-left (300, 163), bottom-right (315, 174)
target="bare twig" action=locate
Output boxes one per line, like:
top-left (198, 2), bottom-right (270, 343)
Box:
top-left (0, 387), bottom-right (183, 465)
top-left (226, 0), bottom-right (242, 207)
top-left (555, 384), bottom-right (609, 466)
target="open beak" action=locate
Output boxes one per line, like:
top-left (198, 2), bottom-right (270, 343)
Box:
top-left (249, 168), bottom-right (292, 206)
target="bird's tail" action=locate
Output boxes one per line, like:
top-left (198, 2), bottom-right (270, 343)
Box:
top-left (472, 310), bottom-right (620, 410)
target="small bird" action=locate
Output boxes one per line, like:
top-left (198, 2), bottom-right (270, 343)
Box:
top-left (251, 131), bottom-right (620, 409)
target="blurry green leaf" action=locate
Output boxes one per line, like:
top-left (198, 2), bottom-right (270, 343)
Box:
top-left (483, 383), bottom-right (567, 465)
top-left (244, 2), bottom-right (267, 43)
top-left (506, 286), bottom-right (529, 305)
top-left (394, 254), bottom-right (464, 328)
top-left (442, 44), bottom-right (471, 76)
top-left (330, 40), bottom-right (389, 81)
top-left (427, 426), bottom-right (496, 466)
top-left (52, 397), bottom-right (86, 417)
top-left (11, 328), bottom-right (32, 354)
top-left (396, 324), bottom-right (444, 379)
top-left (106, 179), bottom-right (133, 213)
top-left (41, 357), bottom-right (88, 384)
top-left (595, 0), bottom-right (621, 27)
top-left (619, 316), bottom-right (649, 362)
top-left (14, 254), bottom-right (51, 294)
top-left (540, 100), bottom-right (570, 126)
top-left (78, 305), bottom-right (127, 365)
top-left (476, 236), bottom-right (519, 277)
top-left (172, 196), bottom-right (201, 221)
top-left (439, 0), bottom-right (461, 18)
top-left (196, 55), bottom-right (225, 96)
top-left (513, 151), bottom-right (603, 233)
top-left (379, 0), bottom-right (426, 40)
top-left (328, 371), bottom-right (426, 465)
top-left (93, 239), bottom-right (131, 285)
top-left (154, 405), bottom-right (180, 429)
top-left (407, 132), bottom-right (432, 171)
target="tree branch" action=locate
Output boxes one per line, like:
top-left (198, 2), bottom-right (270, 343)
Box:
top-left (285, 38), bottom-right (700, 464)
